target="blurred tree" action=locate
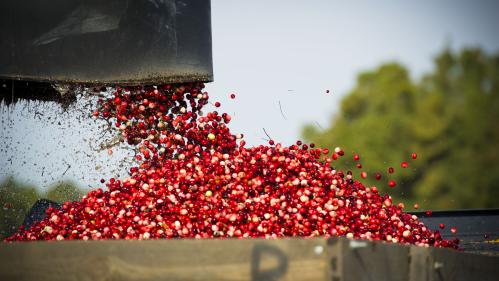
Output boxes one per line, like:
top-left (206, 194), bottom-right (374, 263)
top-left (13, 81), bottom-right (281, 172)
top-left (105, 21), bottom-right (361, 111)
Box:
top-left (0, 177), bottom-right (39, 239)
top-left (45, 181), bottom-right (84, 203)
top-left (0, 177), bottom-right (86, 239)
top-left (302, 48), bottom-right (499, 210)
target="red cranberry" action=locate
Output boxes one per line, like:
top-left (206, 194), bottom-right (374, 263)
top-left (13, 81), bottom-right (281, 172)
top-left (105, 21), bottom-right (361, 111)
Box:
top-left (3, 82), bottom-right (457, 250)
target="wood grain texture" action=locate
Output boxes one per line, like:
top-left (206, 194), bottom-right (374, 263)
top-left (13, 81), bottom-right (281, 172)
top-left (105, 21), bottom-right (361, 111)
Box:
top-left (326, 238), bottom-right (499, 281)
top-left (431, 247), bottom-right (499, 281)
top-left (0, 238), bottom-right (327, 281)
top-left (339, 239), bottom-right (410, 281)
top-left (1, 238), bottom-right (499, 281)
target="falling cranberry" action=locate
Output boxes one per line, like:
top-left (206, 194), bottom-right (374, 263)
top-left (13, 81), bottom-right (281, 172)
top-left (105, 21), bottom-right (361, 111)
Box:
top-left (401, 162), bottom-right (408, 168)
top-left (439, 223), bottom-right (445, 229)
top-left (3, 83), bottom-right (458, 250)
top-left (388, 180), bottom-right (397, 188)
top-left (230, 93), bottom-right (236, 99)
top-left (411, 153), bottom-right (417, 159)
top-left (388, 167), bottom-right (395, 174)
top-left (450, 227), bottom-right (457, 234)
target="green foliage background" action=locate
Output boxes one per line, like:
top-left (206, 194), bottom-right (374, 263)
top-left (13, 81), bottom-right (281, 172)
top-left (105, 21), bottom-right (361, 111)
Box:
top-left (302, 48), bottom-right (499, 210)
top-left (0, 177), bottom-right (84, 239)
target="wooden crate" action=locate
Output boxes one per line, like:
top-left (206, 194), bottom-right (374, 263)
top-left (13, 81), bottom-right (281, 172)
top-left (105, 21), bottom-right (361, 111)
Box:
top-left (0, 237), bottom-right (497, 281)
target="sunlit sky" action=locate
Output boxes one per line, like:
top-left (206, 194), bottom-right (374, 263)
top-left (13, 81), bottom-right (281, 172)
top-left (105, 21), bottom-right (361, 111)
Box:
top-left (2, 0), bottom-right (499, 190)
top-left (207, 0), bottom-right (499, 145)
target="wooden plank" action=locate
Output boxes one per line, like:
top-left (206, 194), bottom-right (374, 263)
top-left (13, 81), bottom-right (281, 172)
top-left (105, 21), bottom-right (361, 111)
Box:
top-left (327, 238), bottom-right (410, 281)
top-left (327, 238), bottom-right (499, 281)
top-left (409, 246), bottom-right (431, 281)
top-left (325, 239), bottom-right (343, 281)
top-left (0, 238), bottom-right (328, 281)
top-left (430, 247), bottom-right (499, 281)
top-left (2, 237), bottom-right (499, 281)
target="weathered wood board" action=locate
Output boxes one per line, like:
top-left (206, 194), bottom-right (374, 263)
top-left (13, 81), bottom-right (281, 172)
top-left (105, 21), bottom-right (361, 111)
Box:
top-left (0, 238), bottom-right (327, 281)
top-left (0, 237), bottom-right (498, 281)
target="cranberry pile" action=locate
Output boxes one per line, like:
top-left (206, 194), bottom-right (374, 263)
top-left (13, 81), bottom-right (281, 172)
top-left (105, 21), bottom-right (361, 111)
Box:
top-left (6, 83), bottom-right (458, 248)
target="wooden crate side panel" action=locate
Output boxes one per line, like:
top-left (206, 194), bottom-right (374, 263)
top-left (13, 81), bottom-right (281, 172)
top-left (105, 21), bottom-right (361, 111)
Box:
top-left (0, 239), bottom-right (327, 281)
top-left (430, 248), bottom-right (499, 281)
top-left (340, 239), bottom-right (410, 281)
top-left (2, 238), bottom-right (499, 281)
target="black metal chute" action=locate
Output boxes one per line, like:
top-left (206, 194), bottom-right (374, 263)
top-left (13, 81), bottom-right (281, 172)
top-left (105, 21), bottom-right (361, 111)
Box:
top-left (0, 0), bottom-right (213, 86)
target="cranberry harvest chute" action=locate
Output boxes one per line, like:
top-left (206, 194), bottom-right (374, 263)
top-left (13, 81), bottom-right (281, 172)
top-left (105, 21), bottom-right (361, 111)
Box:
top-left (5, 83), bottom-right (458, 249)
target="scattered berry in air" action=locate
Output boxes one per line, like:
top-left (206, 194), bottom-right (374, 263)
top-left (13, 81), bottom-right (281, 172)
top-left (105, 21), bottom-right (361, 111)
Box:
top-left (3, 83), bottom-right (458, 250)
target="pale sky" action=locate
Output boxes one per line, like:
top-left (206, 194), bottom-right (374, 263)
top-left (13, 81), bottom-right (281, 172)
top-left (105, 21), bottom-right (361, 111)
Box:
top-left (206, 0), bottom-right (499, 145)
top-left (2, 0), bottom-right (499, 190)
